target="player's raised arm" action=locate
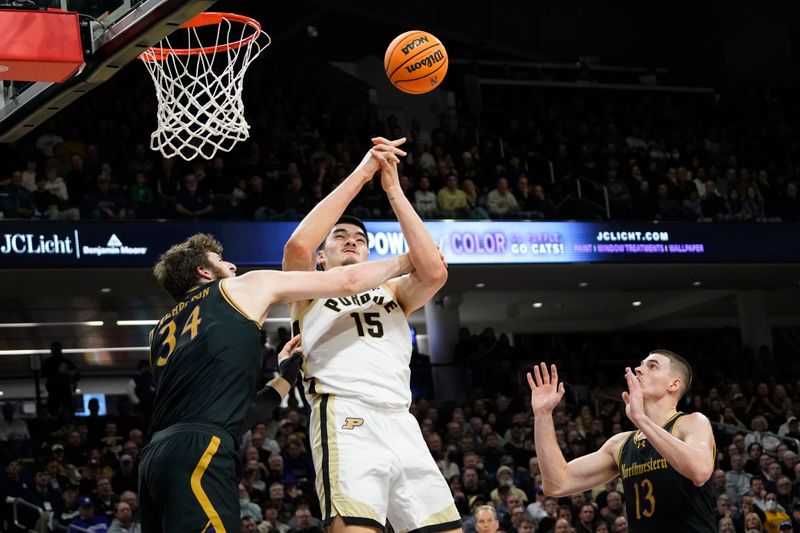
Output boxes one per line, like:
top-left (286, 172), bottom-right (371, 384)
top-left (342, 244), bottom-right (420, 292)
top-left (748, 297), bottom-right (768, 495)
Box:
top-left (224, 253), bottom-right (414, 319)
top-left (528, 362), bottom-right (627, 497)
top-left (377, 139), bottom-right (447, 315)
top-left (282, 139), bottom-right (407, 272)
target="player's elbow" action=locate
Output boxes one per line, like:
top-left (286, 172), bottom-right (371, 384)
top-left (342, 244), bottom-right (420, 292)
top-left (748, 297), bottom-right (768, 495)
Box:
top-left (691, 466), bottom-right (713, 487)
top-left (283, 238), bottom-right (313, 260)
top-left (540, 480), bottom-right (568, 498)
top-left (421, 263), bottom-right (448, 287)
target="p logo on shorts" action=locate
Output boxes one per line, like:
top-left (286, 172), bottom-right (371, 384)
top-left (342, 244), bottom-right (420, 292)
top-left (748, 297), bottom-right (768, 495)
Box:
top-left (342, 417), bottom-right (365, 430)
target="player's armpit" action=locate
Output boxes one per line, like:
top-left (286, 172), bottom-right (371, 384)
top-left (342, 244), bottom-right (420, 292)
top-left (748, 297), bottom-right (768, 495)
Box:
top-left (545, 432), bottom-right (629, 497)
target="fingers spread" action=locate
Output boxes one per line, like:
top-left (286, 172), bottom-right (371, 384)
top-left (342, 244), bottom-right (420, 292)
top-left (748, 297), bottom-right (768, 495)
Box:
top-left (526, 372), bottom-right (536, 390)
top-left (540, 362), bottom-right (550, 385)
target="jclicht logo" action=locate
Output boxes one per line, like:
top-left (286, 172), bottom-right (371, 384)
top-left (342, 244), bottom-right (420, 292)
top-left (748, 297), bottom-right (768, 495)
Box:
top-left (82, 234), bottom-right (147, 256)
top-left (0, 233), bottom-right (76, 255)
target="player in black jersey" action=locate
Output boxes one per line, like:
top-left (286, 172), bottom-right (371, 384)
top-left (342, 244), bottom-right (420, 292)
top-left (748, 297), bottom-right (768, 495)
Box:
top-left (527, 350), bottom-right (716, 533)
top-left (139, 225), bottom-right (413, 533)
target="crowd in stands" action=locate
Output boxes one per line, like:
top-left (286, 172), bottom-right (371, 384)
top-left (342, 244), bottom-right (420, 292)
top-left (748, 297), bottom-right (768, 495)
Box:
top-left (2, 330), bottom-right (800, 533)
top-left (1, 51), bottom-right (800, 223)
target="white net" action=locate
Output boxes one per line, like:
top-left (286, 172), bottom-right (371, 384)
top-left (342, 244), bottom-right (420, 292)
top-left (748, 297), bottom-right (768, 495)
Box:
top-left (139, 14), bottom-right (269, 161)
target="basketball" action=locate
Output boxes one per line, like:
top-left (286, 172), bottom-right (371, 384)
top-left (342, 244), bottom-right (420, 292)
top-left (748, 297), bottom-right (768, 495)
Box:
top-left (384, 30), bottom-right (448, 94)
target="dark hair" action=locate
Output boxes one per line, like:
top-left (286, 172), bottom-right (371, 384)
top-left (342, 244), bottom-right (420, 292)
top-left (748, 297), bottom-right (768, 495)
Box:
top-left (317, 216), bottom-right (369, 271)
top-left (649, 349), bottom-right (692, 398)
top-left (317, 215), bottom-right (368, 250)
top-left (153, 233), bottom-right (223, 300)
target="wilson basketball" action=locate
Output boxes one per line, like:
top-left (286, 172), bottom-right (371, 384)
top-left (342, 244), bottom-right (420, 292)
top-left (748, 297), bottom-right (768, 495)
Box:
top-left (384, 30), bottom-right (448, 94)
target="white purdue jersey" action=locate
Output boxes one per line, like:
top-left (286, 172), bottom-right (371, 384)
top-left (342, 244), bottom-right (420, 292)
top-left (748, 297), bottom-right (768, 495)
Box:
top-left (296, 284), bottom-right (412, 409)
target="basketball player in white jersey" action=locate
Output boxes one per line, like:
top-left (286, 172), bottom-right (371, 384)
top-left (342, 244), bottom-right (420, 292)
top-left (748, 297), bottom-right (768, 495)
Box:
top-left (283, 138), bottom-right (461, 533)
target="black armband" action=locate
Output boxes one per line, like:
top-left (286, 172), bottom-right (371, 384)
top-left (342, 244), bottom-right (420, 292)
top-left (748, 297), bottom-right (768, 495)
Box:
top-left (278, 350), bottom-right (303, 386)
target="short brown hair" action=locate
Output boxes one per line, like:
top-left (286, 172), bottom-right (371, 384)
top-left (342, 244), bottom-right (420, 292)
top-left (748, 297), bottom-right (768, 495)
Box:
top-left (650, 349), bottom-right (692, 398)
top-left (153, 233), bottom-right (222, 300)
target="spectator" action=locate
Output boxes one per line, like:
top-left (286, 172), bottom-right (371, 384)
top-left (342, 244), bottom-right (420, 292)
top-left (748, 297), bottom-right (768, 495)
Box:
top-left (277, 174), bottom-right (311, 220)
top-left (52, 483), bottom-right (81, 530)
top-left (437, 173), bottom-right (471, 218)
top-left (682, 189), bottom-right (703, 220)
top-left (258, 501), bottom-right (290, 533)
top-left (32, 174), bottom-right (81, 219)
top-left (26, 464), bottom-right (61, 519)
top-left (287, 505), bottom-right (323, 533)
top-left (742, 185), bottom-right (768, 222)
top-left (515, 176), bottom-right (539, 218)
top-left (126, 360), bottom-right (155, 417)
top-left (742, 511), bottom-right (764, 532)
top-left (113, 454), bottom-right (137, 494)
top-left (107, 501), bottom-right (140, 533)
top-left (462, 179), bottom-right (490, 219)
top-left (554, 517), bottom-right (571, 533)
top-left (763, 492), bottom-right (790, 532)
top-left (701, 180), bottom-right (727, 221)
top-left (779, 182), bottom-right (800, 221)
top-left (0, 170), bottom-right (35, 218)
top-left (175, 173), bottom-right (213, 219)
top-left (240, 483), bottom-right (263, 522)
top-left (43, 165), bottom-right (71, 203)
top-left (0, 402), bottom-right (30, 443)
top-left (746, 416), bottom-right (781, 454)
top-left (21, 159), bottom-right (38, 191)
top-left (655, 183), bottom-right (681, 220)
top-left (129, 172), bottom-right (156, 217)
top-left (576, 503), bottom-right (598, 533)
top-left (42, 341), bottom-right (78, 416)
top-left (94, 476), bottom-right (119, 522)
top-left (486, 177), bottom-right (520, 219)
top-left (601, 491), bottom-right (625, 527)
top-left (414, 176), bottom-right (438, 218)
top-left (718, 515), bottom-right (735, 533)
top-left (282, 437), bottom-right (314, 487)
top-left (474, 505), bottom-right (500, 533)
top-left (530, 184), bottom-right (556, 219)
top-left (66, 153), bottom-right (89, 199)
top-left (242, 515), bottom-right (259, 533)
top-left (727, 189), bottom-right (744, 220)
top-left (35, 120), bottom-right (64, 158)
top-left (70, 497), bottom-right (109, 532)
top-left (775, 476), bottom-right (794, 511)
top-left (728, 454), bottom-right (753, 499)
top-left (126, 143), bottom-right (155, 182)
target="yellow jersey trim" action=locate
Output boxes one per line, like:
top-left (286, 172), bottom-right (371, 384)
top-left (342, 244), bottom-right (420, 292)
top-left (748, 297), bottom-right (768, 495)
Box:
top-left (219, 279), bottom-right (262, 329)
top-left (634, 411), bottom-right (683, 443)
top-left (616, 431), bottom-right (635, 469)
top-left (191, 436), bottom-right (226, 533)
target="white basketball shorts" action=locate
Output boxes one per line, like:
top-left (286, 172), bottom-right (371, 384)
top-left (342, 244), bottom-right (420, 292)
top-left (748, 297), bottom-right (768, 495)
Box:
top-left (309, 394), bottom-right (461, 533)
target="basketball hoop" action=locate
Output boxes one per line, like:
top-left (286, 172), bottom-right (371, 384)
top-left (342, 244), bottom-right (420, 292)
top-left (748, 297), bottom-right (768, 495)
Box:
top-left (138, 12), bottom-right (269, 161)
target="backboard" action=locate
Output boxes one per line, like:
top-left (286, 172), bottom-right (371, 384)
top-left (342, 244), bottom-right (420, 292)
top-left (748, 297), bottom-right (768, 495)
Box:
top-left (0, 0), bottom-right (218, 142)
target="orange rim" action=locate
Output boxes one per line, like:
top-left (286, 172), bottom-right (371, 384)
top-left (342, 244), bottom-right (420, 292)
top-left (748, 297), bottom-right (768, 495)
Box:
top-left (138, 12), bottom-right (262, 62)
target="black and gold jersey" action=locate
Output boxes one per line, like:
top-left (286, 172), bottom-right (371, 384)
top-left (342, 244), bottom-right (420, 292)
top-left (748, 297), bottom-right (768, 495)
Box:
top-left (149, 280), bottom-right (262, 439)
top-left (618, 412), bottom-right (716, 533)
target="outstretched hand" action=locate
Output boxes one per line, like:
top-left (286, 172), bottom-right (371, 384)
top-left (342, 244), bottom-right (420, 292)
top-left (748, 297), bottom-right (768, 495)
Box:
top-left (527, 362), bottom-right (565, 416)
top-left (354, 137), bottom-right (407, 182)
top-left (622, 366), bottom-right (646, 426)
